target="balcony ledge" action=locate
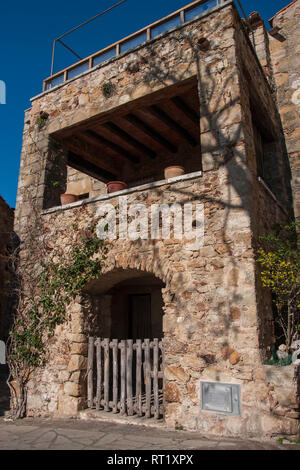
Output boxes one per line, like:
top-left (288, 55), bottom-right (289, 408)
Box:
top-left (42, 170), bottom-right (203, 215)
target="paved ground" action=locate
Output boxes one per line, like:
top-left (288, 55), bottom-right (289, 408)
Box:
top-left (0, 373), bottom-right (299, 452)
top-left (0, 414), bottom-right (299, 450)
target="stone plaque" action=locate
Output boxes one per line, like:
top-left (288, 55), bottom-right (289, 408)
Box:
top-left (201, 382), bottom-right (241, 416)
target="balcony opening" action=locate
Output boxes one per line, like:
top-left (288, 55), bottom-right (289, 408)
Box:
top-left (250, 98), bottom-right (276, 181)
top-left (238, 58), bottom-right (286, 205)
top-left (44, 78), bottom-right (201, 210)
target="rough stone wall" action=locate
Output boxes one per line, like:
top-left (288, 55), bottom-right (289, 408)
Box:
top-left (247, 12), bottom-right (275, 88)
top-left (15, 2), bottom-right (299, 438)
top-left (66, 167), bottom-right (106, 199)
top-left (25, 171), bottom-right (298, 436)
top-left (236, 11), bottom-right (290, 207)
top-left (269, 0), bottom-right (300, 220)
top-left (0, 196), bottom-right (14, 340)
top-left (233, 7), bottom-right (291, 357)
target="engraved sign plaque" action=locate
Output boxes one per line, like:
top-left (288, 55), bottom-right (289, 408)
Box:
top-left (201, 382), bottom-right (241, 416)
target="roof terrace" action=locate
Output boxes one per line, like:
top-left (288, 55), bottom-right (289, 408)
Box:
top-left (43, 0), bottom-right (235, 92)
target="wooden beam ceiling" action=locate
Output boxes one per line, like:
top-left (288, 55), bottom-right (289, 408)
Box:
top-left (68, 152), bottom-right (117, 182)
top-left (61, 135), bottom-right (122, 177)
top-left (171, 96), bottom-right (200, 124)
top-left (102, 122), bottom-right (157, 159)
top-left (53, 83), bottom-right (200, 179)
top-left (147, 105), bottom-right (198, 147)
top-left (123, 113), bottom-right (178, 153)
top-left (81, 130), bottom-right (140, 164)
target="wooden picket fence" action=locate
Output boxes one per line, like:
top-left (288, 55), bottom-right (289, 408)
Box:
top-left (87, 338), bottom-right (164, 419)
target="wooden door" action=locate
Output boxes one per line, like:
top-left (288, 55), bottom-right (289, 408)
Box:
top-left (128, 294), bottom-right (152, 340)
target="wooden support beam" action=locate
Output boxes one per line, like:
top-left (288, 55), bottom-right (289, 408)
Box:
top-left (124, 113), bottom-right (178, 153)
top-left (96, 338), bottom-right (102, 410)
top-left (68, 151), bottom-right (117, 182)
top-left (82, 130), bottom-right (140, 164)
top-left (102, 122), bottom-right (157, 159)
top-left (148, 105), bottom-right (198, 146)
top-left (87, 337), bottom-right (94, 408)
top-left (104, 338), bottom-right (110, 412)
top-left (112, 339), bottom-right (118, 414)
top-left (171, 96), bottom-right (199, 124)
top-left (126, 339), bottom-right (133, 416)
top-left (144, 339), bottom-right (151, 419)
top-left (59, 133), bottom-right (121, 177)
top-left (153, 338), bottom-right (159, 419)
top-left (120, 340), bottom-right (126, 415)
top-left (136, 339), bottom-right (142, 417)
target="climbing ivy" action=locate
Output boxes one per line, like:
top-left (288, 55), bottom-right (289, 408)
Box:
top-left (7, 208), bottom-right (107, 419)
top-left (257, 222), bottom-right (300, 350)
top-left (37, 111), bottom-right (49, 130)
top-left (9, 222), bottom-right (106, 369)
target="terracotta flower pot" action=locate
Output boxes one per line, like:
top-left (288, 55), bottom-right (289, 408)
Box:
top-left (60, 193), bottom-right (79, 205)
top-left (107, 181), bottom-right (128, 193)
top-left (164, 166), bottom-right (185, 179)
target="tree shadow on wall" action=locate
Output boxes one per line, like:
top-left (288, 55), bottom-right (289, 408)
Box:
top-left (90, 14), bottom-right (294, 373)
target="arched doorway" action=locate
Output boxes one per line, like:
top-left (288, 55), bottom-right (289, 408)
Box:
top-left (84, 269), bottom-right (165, 419)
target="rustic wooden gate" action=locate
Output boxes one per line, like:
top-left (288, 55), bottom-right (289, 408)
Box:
top-left (87, 338), bottom-right (164, 418)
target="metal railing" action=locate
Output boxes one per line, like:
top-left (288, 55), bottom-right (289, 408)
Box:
top-left (43, 0), bottom-right (224, 92)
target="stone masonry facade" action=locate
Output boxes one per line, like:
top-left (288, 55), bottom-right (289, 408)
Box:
top-left (269, 1), bottom-right (300, 221)
top-left (14, 1), bottom-right (300, 438)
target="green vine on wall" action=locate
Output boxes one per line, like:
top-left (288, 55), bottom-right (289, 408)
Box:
top-left (7, 211), bottom-right (107, 418)
top-left (10, 223), bottom-right (106, 368)
top-left (101, 81), bottom-right (115, 98)
top-left (37, 111), bottom-right (49, 130)
top-left (256, 222), bottom-right (300, 355)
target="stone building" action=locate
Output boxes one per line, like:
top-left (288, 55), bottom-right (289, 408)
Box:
top-left (268, 0), bottom-right (300, 221)
top-left (0, 196), bottom-right (13, 415)
top-left (0, 196), bottom-right (14, 342)
top-left (14, 0), bottom-right (300, 438)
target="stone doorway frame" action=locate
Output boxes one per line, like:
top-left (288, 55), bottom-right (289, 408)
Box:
top-left (72, 264), bottom-right (170, 422)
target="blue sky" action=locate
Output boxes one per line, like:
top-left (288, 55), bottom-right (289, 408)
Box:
top-left (0, 0), bottom-right (289, 208)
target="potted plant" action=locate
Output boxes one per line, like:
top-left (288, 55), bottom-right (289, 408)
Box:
top-left (106, 181), bottom-right (128, 193)
top-left (60, 193), bottom-right (79, 205)
top-left (164, 166), bottom-right (185, 179)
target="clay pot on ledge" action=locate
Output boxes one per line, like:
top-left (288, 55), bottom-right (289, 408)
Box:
top-left (164, 166), bottom-right (185, 179)
top-left (107, 181), bottom-right (128, 193)
top-left (60, 193), bottom-right (79, 205)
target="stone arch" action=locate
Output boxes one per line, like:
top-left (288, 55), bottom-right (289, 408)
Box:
top-left (85, 267), bottom-right (164, 295)
top-left (84, 265), bottom-right (167, 341)
top-left (98, 242), bottom-right (190, 298)
top-left (102, 248), bottom-right (171, 287)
